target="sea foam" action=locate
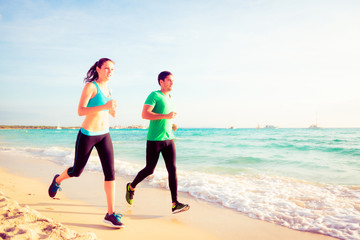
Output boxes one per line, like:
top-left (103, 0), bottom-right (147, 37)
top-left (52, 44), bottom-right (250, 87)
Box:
top-left (1, 143), bottom-right (360, 240)
top-left (149, 167), bottom-right (360, 240)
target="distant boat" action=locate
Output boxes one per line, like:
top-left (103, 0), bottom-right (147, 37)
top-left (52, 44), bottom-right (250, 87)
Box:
top-left (309, 113), bottom-right (322, 129)
top-left (309, 124), bottom-right (321, 129)
top-left (229, 126), bottom-right (236, 129)
top-left (264, 125), bottom-right (278, 129)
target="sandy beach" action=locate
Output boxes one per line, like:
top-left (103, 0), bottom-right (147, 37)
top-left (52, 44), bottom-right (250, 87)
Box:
top-left (0, 151), bottom-right (337, 240)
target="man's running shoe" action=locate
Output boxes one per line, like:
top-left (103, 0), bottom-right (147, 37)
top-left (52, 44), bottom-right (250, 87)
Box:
top-left (48, 174), bottom-right (61, 198)
top-left (125, 183), bottom-right (134, 205)
top-left (103, 212), bottom-right (125, 228)
top-left (172, 202), bottom-right (190, 214)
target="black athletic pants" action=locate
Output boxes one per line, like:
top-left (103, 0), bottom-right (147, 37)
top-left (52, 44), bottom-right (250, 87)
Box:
top-left (67, 131), bottom-right (115, 181)
top-left (131, 140), bottom-right (178, 203)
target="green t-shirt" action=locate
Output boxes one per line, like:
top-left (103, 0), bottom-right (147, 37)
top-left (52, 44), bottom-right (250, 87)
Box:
top-left (144, 90), bottom-right (175, 141)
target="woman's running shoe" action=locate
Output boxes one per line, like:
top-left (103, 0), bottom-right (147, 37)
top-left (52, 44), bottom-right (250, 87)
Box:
top-left (103, 212), bottom-right (125, 228)
top-left (48, 174), bottom-right (61, 198)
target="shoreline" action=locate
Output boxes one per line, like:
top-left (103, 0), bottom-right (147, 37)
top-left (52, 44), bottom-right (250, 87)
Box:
top-left (2, 125), bottom-right (360, 130)
top-left (0, 150), bottom-right (337, 240)
top-left (0, 125), bottom-right (146, 130)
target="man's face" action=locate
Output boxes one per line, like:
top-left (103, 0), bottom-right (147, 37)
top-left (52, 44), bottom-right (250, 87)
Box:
top-left (161, 74), bottom-right (174, 92)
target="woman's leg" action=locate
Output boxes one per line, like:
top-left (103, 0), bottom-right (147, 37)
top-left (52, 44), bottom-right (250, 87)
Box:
top-left (104, 180), bottom-right (115, 214)
top-left (97, 134), bottom-right (124, 227)
top-left (67, 131), bottom-right (95, 178)
top-left (55, 168), bottom-right (71, 184)
top-left (95, 134), bottom-right (116, 214)
top-left (54, 131), bottom-right (95, 185)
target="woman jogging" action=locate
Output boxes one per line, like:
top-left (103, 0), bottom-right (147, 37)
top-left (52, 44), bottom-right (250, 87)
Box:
top-left (48, 58), bottom-right (124, 228)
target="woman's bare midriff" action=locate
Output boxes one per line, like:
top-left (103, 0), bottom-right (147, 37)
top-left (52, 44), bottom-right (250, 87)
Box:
top-left (81, 111), bottom-right (109, 132)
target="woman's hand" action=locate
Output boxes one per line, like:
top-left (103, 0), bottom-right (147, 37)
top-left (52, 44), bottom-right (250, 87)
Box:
top-left (105, 99), bottom-right (117, 111)
top-left (109, 109), bottom-right (117, 118)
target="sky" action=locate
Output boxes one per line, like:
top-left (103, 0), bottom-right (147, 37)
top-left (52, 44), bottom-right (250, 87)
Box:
top-left (0, 0), bottom-right (360, 128)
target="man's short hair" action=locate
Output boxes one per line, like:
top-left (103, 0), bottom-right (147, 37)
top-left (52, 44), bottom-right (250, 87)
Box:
top-left (158, 71), bottom-right (173, 85)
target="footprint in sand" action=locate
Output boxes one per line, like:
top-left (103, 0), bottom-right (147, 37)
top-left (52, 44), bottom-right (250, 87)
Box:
top-left (4, 227), bottom-right (15, 232)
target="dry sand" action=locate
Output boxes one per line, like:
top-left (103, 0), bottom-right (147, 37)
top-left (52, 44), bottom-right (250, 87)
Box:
top-left (0, 190), bottom-right (96, 240)
top-left (0, 151), bottom-right (337, 240)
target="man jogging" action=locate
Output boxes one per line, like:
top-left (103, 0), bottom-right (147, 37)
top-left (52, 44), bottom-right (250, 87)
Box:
top-left (126, 71), bottom-right (190, 214)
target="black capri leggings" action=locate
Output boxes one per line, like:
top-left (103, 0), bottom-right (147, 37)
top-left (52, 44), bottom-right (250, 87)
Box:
top-left (131, 140), bottom-right (178, 203)
top-left (67, 131), bottom-right (115, 181)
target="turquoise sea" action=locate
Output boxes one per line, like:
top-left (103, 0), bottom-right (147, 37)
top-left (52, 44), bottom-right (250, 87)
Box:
top-left (1, 128), bottom-right (359, 240)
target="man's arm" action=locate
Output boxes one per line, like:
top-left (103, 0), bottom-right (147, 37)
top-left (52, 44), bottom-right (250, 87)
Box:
top-left (142, 104), bottom-right (177, 120)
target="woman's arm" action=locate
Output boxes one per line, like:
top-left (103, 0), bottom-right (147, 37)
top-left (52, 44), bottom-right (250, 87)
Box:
top-left (77, 83), bottom-right (117, 116)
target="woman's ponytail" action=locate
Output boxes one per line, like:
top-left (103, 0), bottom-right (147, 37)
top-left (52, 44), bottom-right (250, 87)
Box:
top-left (84, 58), bottom-right (114, 83)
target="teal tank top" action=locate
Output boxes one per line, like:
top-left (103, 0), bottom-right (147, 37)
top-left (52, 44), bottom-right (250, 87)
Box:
top-left (87, 82), bottom-right (112, 109)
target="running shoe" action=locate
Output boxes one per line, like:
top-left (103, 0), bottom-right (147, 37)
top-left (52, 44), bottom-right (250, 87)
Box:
top-left (48, 174), bottom-right (61, 198)
top-left (125, 183), bottom-right (134, 205)
top-left (103, 212), bottom-right (125, 228)
top-left (172, 202), bottom-right (190, 214)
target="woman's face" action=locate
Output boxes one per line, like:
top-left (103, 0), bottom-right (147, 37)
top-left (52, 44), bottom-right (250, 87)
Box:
top-left (96, 61), bottom-right (114, 82)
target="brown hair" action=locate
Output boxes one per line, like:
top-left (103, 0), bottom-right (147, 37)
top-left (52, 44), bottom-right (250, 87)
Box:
top-left (84, 58), bottom-right (114, 83)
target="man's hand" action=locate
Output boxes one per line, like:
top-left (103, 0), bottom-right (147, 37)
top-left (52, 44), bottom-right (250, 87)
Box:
top-left (166, 112), bottom-right (177, 119)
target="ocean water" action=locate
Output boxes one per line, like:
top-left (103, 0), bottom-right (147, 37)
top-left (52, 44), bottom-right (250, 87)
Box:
top-left (1, 128), bottom-right (359, 240)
